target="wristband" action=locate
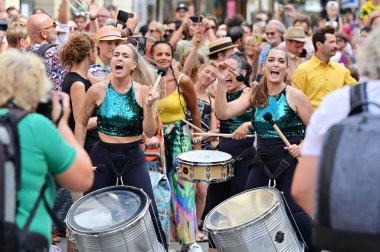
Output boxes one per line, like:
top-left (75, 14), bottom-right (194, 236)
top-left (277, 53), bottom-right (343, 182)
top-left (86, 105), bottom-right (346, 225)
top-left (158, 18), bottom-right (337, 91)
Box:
top-left (126, 26), bottom-right (132, 36)
top-left (89, 16), bottom-right (97, 21)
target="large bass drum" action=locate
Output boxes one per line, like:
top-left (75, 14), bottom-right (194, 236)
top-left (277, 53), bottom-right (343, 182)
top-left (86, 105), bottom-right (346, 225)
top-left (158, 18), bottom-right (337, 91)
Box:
top-left (66, 186), bottom-right (164, 252)
top-left (204, 187), bottom-right (304, 252)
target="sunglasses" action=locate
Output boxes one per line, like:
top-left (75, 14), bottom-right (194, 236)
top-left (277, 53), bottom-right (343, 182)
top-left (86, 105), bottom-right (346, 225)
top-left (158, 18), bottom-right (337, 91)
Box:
top-left (43, 21), bottom-right (57, 30)
top-left (165, 29), bottom-right (174, 34)
top-left (149, 29), bottom-right (159, 33)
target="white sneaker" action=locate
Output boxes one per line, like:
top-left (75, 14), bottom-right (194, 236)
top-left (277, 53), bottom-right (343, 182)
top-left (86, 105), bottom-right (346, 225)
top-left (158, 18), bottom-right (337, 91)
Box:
top-left (187, 242), bottom-right (203, 252)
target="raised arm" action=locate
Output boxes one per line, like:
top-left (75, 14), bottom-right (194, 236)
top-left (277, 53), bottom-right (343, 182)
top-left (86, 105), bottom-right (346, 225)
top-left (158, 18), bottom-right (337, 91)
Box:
top-left (75, 84), bottom-right (100, 146)
top-left (87, 0), bottom-right (99, 33)
top-left (170, 15), bottom-right (189, 50)
top-left (58, 0), bottom-right (69, 24)
top-left (141, 85), bottom-right (158, 138)
top-left (215, 64), bottom-right (251, 120)
top-left (182, 32), bottom-right (201, 77)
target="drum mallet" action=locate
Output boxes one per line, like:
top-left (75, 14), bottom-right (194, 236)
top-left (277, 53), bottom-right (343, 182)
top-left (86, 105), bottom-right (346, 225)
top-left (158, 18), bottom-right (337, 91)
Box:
top-left (147, 68), bottom-right (167, 106)
top-left (263, 112), bottom-right (291, 148)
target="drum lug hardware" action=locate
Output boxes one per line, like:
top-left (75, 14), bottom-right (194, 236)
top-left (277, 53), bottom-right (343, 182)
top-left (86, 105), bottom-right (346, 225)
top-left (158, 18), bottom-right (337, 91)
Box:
top-left (222, 172), bottom-right (226, 179)
top-left (190, 172), bottom-right (194, 180)
top-left (190, 165), bottom-right (194, 171)
top-left (274, 231), bottom-right (285, 243)
top-left (206, 173), bottom-right (210, 181)
top-left (206, 166), bottom-right (210, 172)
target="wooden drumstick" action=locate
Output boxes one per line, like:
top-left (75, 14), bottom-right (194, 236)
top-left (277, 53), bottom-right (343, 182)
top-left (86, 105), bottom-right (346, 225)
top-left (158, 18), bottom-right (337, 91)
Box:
top-left (193, 132), bottom-right (255, 138)
top-left (147, 68), bottom-right (167, 105)
top-left (263, 112), bottom-right (291, 147)
top-left (180, 118), bottom-right (205, 133)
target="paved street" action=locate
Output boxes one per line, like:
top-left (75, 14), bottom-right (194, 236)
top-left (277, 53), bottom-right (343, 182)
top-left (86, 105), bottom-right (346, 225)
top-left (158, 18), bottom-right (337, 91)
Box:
top-left (56, 237), bottom-right (209, 252)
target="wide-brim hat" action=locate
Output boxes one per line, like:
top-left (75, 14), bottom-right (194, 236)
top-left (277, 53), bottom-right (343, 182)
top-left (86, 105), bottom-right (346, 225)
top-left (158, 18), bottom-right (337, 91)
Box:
top-left (97, 26), bottom-right (127, 41)
top-left (283, 27), bottom-right (307, 42)
top-left (208, 37), bottom-right (237, 56)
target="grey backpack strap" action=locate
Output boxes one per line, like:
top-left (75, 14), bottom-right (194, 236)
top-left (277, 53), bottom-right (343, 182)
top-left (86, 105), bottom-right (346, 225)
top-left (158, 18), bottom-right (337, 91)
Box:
top-left (349, 82), bottom-right (368, 116)
top-left (35, 44), bottom-right (57, 57)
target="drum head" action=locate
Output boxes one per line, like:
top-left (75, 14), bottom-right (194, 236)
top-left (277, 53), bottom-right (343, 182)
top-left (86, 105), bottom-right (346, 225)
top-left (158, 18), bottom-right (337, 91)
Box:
top-left (177, 150), bottom-right (232, 163)
top-left (204, 187), bottom-right (278, 231)
top-left (67, 186), bottom-right (148, 234)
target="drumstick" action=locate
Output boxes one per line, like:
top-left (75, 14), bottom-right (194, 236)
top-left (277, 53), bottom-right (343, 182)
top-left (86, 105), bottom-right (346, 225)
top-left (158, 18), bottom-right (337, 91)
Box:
top-left (180, 118), bottom-right (205, 133)
top-left (193, 132), bottom-right (255, 138)
top-left (147, 68), bottom-right (167, 105)
top-left (263, 112), bottom-right (291, 147)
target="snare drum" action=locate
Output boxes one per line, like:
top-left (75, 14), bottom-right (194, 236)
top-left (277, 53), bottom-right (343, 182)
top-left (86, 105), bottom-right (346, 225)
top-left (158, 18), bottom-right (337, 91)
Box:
top-left (176, 150), bottom-right (234, 183)
top-left (66, 186), bottom-right (164, 252)
top-left (204, 187), bottom-right (304, 252)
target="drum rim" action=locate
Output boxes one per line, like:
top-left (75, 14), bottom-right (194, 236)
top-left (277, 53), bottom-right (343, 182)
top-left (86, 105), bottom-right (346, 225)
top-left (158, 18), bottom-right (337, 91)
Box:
top-left (203, 187), bottom-right (281, 232)
top-left (177, 150), bottom-right (233, 165)
top-left (176, 158), bottom-right (234, 166)
top-left (66, 185), bottom-right (150, 234)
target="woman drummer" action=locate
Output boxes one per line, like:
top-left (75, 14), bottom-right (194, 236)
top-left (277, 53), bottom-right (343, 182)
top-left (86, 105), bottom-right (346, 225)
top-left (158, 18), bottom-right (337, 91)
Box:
top-left (148, 40), bottom-right (202, 252)
top-left (204, 53), bottom-right (256, 251)
top-left (214, 47), bottom-right (315, 251)
top-left (75, 43), bottom-right (167, 248)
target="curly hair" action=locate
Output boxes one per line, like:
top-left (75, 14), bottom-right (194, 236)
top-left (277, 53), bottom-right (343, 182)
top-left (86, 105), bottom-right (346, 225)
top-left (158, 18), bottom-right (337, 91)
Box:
top-left (0, 49), bottom-right (51, 110)
top-left (60, 31), bottom-right (97, 69)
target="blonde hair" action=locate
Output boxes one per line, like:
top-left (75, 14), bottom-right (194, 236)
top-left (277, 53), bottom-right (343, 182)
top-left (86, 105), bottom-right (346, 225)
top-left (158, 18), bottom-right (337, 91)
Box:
top-left (6, 22), bottom-right (28, 48)
top-left (357, 26), bottom-right (380, 79)
top-left (0, 49), bottom-right (51, 110)
top-left (122, 44), bottom-right (156, 86)
top-left (149, 21), bottom-right (164, 39)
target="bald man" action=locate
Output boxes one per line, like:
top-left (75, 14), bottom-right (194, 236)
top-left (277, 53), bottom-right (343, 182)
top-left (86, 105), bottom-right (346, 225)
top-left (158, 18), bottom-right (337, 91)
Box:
top-left (27, 0), bottom-right (70, 91)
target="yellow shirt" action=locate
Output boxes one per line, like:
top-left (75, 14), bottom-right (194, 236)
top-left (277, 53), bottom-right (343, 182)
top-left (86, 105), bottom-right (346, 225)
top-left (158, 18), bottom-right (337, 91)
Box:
top-left (360, 1), bottom-right (380, 20)
top-left (292, 55), bottom-right (357, 109)
top-left (157, 91), bottom-right (187, 124)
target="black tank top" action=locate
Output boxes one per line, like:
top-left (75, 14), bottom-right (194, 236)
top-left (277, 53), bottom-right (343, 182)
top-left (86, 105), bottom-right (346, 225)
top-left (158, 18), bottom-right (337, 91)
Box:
top-left (62, 72), bottom-right (99, 152)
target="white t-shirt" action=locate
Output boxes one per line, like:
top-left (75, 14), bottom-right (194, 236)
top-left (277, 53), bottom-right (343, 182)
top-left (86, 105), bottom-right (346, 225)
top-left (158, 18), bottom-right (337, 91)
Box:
top-left (302, 80), bottom-right (380, 156)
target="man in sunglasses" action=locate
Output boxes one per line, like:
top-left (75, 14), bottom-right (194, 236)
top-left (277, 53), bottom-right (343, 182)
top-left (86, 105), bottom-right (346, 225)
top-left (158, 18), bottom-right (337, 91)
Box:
top-left (26, 0), bottom-right (70, 91)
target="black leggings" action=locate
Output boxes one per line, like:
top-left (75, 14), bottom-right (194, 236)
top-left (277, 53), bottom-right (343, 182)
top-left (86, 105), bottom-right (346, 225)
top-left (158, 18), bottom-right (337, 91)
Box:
top-left (87, 140), bottom-right (168, 249)
top-left (205, 137), bottom-right (256, 248)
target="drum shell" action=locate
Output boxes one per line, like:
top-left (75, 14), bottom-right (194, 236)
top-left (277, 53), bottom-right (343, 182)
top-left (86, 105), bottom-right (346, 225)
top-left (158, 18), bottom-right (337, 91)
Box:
top-left (204, 188), bottom-right (304, 252)
top-left (66, 186), bottom-right (164, 252)
top-left (176, 150), bottom-right (234, 183)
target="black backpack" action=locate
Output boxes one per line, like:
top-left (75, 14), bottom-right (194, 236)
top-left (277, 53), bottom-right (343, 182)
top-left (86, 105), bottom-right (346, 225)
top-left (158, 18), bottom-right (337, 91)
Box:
top-left (313, 82), bottom-right (380, 252)
top-left (0, 109), bottom-right (52, 252)
top-left (34, 44), bottom-right (57, 58)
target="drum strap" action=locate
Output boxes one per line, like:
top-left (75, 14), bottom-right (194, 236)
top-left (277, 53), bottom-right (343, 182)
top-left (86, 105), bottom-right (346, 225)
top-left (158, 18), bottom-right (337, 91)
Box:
top-left (99, 141), bottom-right (137, 186)
top-left (253, 153), bottom-right (295, 186)
top-left (234, 145), bottom-right (255, 161)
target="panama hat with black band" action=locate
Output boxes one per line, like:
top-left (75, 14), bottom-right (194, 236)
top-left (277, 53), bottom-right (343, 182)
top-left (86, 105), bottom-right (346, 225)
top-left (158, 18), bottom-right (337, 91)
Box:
top-left (208, 37), bottom-right (237, 56)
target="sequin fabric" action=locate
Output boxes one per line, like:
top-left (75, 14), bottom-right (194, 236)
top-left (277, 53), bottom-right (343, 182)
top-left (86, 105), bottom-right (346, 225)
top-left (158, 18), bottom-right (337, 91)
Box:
top-left (252, 87), bottom-right (304, 138)
top-left (220, 88), bottom-right (255, 134)
top-left (97, 82), bottom-right (143, 136)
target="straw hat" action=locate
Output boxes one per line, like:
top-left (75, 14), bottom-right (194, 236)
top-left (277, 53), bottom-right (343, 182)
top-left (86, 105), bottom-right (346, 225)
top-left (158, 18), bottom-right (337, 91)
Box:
top-left (208, 37), bottom-right (237, 56)
top-left (96, 26), bottom-right (126, 41)
top-left (283, 27), bottom-right (307, 42)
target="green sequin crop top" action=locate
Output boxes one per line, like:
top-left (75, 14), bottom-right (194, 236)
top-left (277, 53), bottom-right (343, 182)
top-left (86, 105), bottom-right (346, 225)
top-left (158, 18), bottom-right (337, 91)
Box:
top-left (220, 88), bottom-right (255, 135)
top-left (97, 82), bottom-right (143, 137)
top-left (252, 86), bottom-right (304, 138)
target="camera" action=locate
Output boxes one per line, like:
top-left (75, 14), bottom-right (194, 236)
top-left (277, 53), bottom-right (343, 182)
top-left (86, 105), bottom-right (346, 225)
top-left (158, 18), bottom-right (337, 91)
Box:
top-left (190, 16), bottom-right (203, 23)
top-left (300, 48), bottom-right (307, 58)
top-left (116, 10), bottom-right (134, 29)
top-left (36, 97), bottom-right (53, 120)
top-left (0, 20), bottom-right (9, 31)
